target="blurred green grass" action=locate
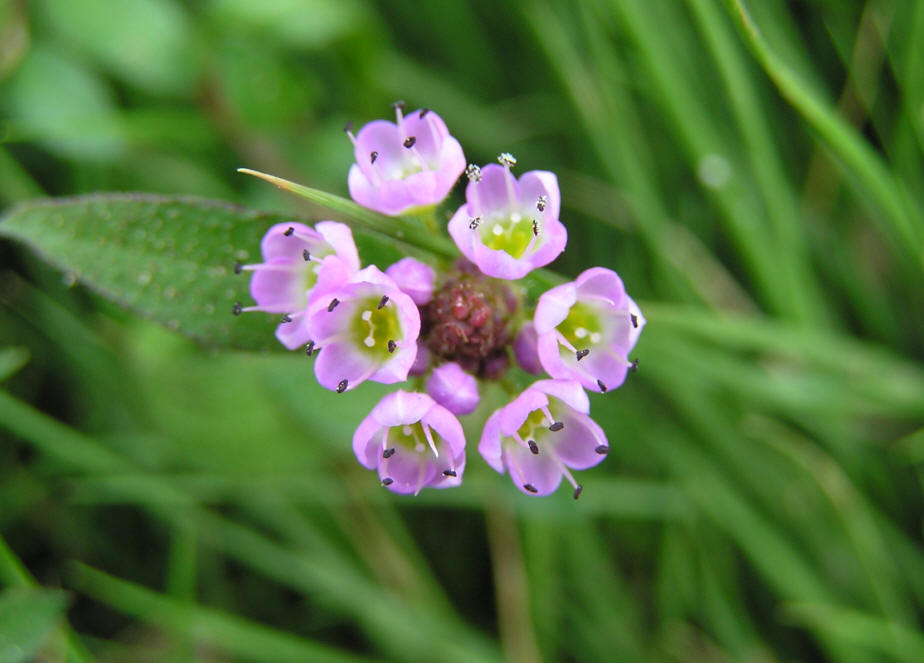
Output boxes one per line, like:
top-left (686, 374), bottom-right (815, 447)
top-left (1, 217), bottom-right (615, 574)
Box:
top-left (0, 0), bottom-right (922, 662)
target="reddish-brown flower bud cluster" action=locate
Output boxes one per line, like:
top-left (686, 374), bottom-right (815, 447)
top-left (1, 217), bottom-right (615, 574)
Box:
top-left (423, 272), bottom-right (516, 378)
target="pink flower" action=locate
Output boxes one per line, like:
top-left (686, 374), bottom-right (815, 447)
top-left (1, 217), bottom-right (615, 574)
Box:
top-left (534, 267), bottom-right (644, 393)
top-left (347, 105), bottom-right (466, 216)
top-left (385, 257), bottom-right (436, 306)
top-left (479, 380), bottom-right (608, 498)
top-left (426, 362), bottom-right (479, 415)
top-left (353, 390), bottom-right (466, 494)
top-left (304, 266), bottom-right (420, 393)
top-left (447, 159), bottom-right (567, 279)
top-left (235, 221), bottom-right (360, 350)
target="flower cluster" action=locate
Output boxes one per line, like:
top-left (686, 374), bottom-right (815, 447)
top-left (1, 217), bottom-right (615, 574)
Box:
top-left (237, 104), bottom-right (644, 498)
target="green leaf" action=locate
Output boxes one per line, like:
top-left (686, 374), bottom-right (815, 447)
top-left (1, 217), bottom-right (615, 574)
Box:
top-left (0, 347), bottom-right (29, 382)
top-left (0, 194), bottom-right (421, 351)
top-left (0, 588), bottom-right (69, 663)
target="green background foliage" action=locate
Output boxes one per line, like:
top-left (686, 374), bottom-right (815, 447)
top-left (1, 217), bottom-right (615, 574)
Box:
top-left (1, 0), bottom-right (922, 661)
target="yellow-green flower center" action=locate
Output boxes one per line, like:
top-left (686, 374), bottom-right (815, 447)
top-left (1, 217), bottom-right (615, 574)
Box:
top-left (557, 302), bottom-right (603, 351)
top-left (479, 212), bottom-right (537, 259)
top-left (351, 296), bottom-right (402, 358)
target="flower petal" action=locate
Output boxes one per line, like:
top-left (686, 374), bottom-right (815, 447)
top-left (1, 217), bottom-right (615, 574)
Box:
top-left (503, 443), bottom-right (563, 496)
top-left (553, 409), bottom-right (609, 470)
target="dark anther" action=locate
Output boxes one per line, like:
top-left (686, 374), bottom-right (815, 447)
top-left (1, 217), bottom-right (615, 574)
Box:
top-left (382, 477), bottom-right (394, 486)
top-left (532, 219), bottom-right (540, 236)
top-left (537, 195), bottom-right (548, 212)
top-left (630, 313), bottom-right (638, 328)
top-left (344, 121), bottom-right (354, 133)
top-left (305, 341), bottom-right (315, 357)
top-left (281, 314), bottom-right (292, 323)
top-left (419, 108), bottom-right (431, 119)
top-left (283, 227), bottom-right (294, 236)
top-left (528, 439), bottom-right (539, 455)
top-left (302, 249), bottom-right (311, 262)
top-left (328, 298), bottom-right (340, 312)
top-left (575, 349), bottom-right (590, 361)
top-left (391, 100), bottom-right (406, 112)
top-left (549, 421), bottom-right (564, 432)
top-left (595, 445), bottom-right (609, 455)
top-left (232, 302), bottom-right (243, 316)
top-left (336, 379), bottom-right (348, 393)
top-left (597, 379), bottom-right (608, 392)
top-left (370, 151), bottom-right (378, 164)
top-left (234, 261), bottom-right (243, 274)
top-left (378, 295), bottom-right (389, 309)
top-left (403, 136), bottom-right (417, 149)
top-left (523, 483), bottom-right (538, 493)
top-left (573, 485), bottom-right (583, 500)
top-left (469, 216), bottom-right (481, 230)
top-left (629, 358), bottom-right (639, 372)
top-left (442, 469), bottom-right (457, 477)
top-left (383, 448), bottom-right (396, 459)
top-left (387, 340), bottom-right (397, 353)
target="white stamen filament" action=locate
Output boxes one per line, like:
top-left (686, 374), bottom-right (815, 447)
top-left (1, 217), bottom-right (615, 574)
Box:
top-left (540, 406), bottom-right (555, 427)
top-left (421, 423), bottom-right (439, 459)
top-left (503, 165), bottom-right (518, 211)
top-left (554, 330), bottom-right (578, 353)
top-left (241, 263), bottom-right (300, 273)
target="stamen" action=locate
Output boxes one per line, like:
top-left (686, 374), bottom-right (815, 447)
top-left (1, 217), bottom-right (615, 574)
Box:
top-left (344, 121), bottom-right (354, 133)
top-left (554, 330), bottom-right (578, 353)
top-left (361, 310), bottom-right (372, 321)
top-left (328, 298), bottom-right (340, 312)
top-left (498, 152), bottom-right (517, 167)
top-left (234, 261), bottom-right (243, 274)
top-left (377, 295), bottom-right (389, 309)
top-left (363, 336), bottom-right (375, 347)
top-left (232, 302), bottom-right (243, 316)
top-left (421, 423), bottom-right (439, 458)
top-left (465, 164), bottom-right (482, 182)
top-left (469, 216), bottom-right (481, 230)
top-left (383, 448), bottom-right (396, 459)
top-left (442, 469), bottom-right (456, 477)
top-left (630, 313), bottom-right (638, 328)
top-left (382, 477), bottom-right (394, 486)
top-left (629, 358), bottom-right (639, 372)
top-left (527, 439), bottom-right (539, 455)
top-left (280, 314), bottom-right (292, 323)
top-left (532, 219), bottom-right (540, 236)
top-left (596, 379), bottom-right (608, 392)
top-left (387, 340), bottom-right (397, 353)
top-left (574, 327), bottom-right (588, 339)
top-left (589, 332), bottom-right (602, 344)
top-left (391, 100), bottom-right (406, 112)
top-left (305, 341), bottom-right (315, 357)
top-left (370, 151), bottom-right (378, 164)
top-left (403, 136), bottom-right (417, 149)
top-left (549, 421), bottom-right (564, 432)
top-left (523, 483), bottom-right (538, 493)
top-left (537, 195), bottom-right (548, 212)
top-left (283, 227), bottom-right (294, 236)
top-left (492, 224), bottom-right (504, 236)
top-left (302, 249), bottom-right (311, 262)
top-left (595, 445), bottom-right (609, 454)
top-left (337, 379), bottom-right (349, 393)
top-left (573, 485), bottom-right (583, 500)
top-left (575, 349), bottom-right (590, 361)
top-left (419, 108), bottom-right (431, 119)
